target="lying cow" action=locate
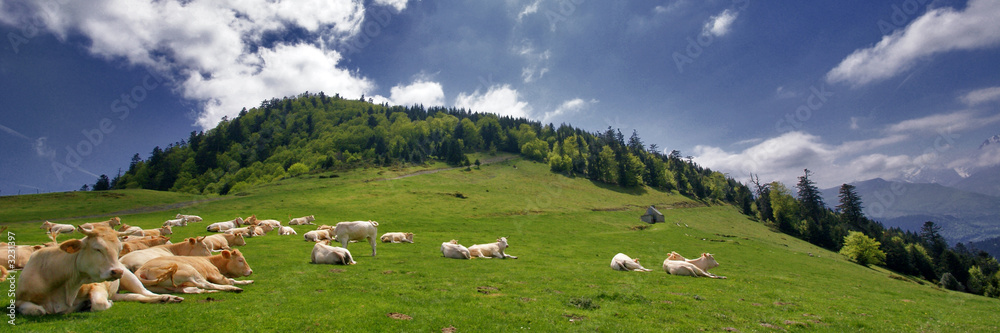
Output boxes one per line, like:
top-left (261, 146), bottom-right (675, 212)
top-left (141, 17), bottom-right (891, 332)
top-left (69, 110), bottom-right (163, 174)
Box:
top-left (120, 236), bottom-right (171, 257)
top-left (136, 249), bottom-right (254, 294)
top-left (380, 232), bottom-right (414, 243)
top-left (15, 225), bottom-right (128, 315)
top-left (303, 229), bottom-right (331, 242)
top-left (256, 219), bottom-right (282, 228)
top-left (203, 233), bottom-right (247, 251)
top-left (332, 221), bottom-right (379, 256)
top-left (40, 221), bottom-right (76, 234)
top-left (120, 237), bottom-right (212, 272)
top-left (80, 217), bottom-right (122, 230)
top-left (610, 253), bottom-right (652, 272)
top-left (176, 214), bottom-right (203, 223)
top-left (311, 240), bottom-right (356, 265)
top-left (440, 240), bottom-right (471, 259)
top-left (277, 226), bottom-right (297, 235)
top-left (117, 224), bottom-right (143, 236)
top-left (77, 269), bottom-right (184, 312)
top-left (207, 217), bottom-right (244, 232)
top-left (1, 243), bottom-right (46, 269)
top-left (468, 237), bottom-right (517, 259)
top-left (663, 252), bottom-right (725, 279)
top-left (162, 218), bottom-right (187, 227)
top-left (289, 215), bottom-right (316, 225)
top-left (141, 226), bottom-right (173, 237)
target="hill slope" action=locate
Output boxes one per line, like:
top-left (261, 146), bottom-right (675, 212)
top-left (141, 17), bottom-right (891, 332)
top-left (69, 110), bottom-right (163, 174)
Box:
top-left (2, 160), bottom-right (997, 331)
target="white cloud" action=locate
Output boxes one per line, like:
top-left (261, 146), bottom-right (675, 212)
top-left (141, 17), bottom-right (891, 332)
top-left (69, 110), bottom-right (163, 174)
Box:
top-left (542, 98), bottom-right (597, 123)
top-left (517, 42), bottom-right (550, 83)
top-left (885, 110), bottom-right (1000, 134)
top-left (961, 86), bottom-right (1000, 106)
top-left (0, 0), bottom-right (374, 130)
top-left (517, 0), bottom-right (541, 21)
top-left (827, 0), bottom-right (1000, 87)
top-left (373, 0), bottom-right (410, 12)
top-left (454, 85), bottom-right (532, 119)
top-left (387, 80), bottom-right (445, 107)
top-left (703, 9), bottom-right (738, 37)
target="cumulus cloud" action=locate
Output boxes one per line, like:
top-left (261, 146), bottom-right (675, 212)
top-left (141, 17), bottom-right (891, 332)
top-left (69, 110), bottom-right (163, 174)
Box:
top-left (0, 0), bottom-right (376, 129)
top-left (961, 86), bottom-right (1000, 106)
top-left (703, 9), bottom-right (738, 37)
top-left (827, 0), bottom-right (1000, 87)
top-left (387, 79), bottom-right (445, 107)
top-left (454, 85), bottom-right (532, 119)
top-left (541, 98), bottom-right (597, 123)
top-left (373, 0), bottom-right (410, 12)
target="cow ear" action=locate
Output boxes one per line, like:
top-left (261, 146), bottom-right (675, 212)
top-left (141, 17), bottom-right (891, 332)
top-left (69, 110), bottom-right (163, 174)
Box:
top-left (60, 239), bottom-right (84, 254)
top-left (122, 243), bottom-right (132, 251)
top-left (221, 250), bottom-right (232, 259)
top-left (187, 238), bottom-right (195, 244)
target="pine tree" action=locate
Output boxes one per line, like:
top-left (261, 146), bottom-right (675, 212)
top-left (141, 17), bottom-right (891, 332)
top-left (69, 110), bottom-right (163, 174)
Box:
top-left (93, 174), bottom-right (111, 191)
top-left (837, 184), bottom-right (864, 231)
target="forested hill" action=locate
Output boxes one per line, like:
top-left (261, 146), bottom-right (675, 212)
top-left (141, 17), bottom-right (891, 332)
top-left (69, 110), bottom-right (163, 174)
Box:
top-left (109, 92), bottom-right (753, 210)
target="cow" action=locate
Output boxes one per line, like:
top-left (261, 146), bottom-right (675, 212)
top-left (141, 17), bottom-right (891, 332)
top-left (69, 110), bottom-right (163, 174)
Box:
top-left (468, 237), bottom-right (518, 259)
top-left (256, 219), bottom-right (282, 228)
top-left (663, 252), bottom-right (725, 279)
top-left (303, 229), bottom-right (331, 242)
top-left (120, 236), bottom-right (171, 257)
top-left (135, 249), bottom-right (254, 294)
top-left (176, 214), bottom-right (203, 223)
top-left (15, 225), bottom-right (129, 315)
top-left (440, 240), bottom-right (471, 259)
top-left (203, 233), bottom-right (246, 251)
top-left (332, 221), bottom-right (379, 256)
top-left (311, 240), bottom-right (356, 265)
top-left (277, 226), bottom-right (297, 235)
top-left (1, 244), bottom-right (46, 269)
top-left (117, 224), bottom-right (143, 236)
top-left (120, 237), bottom-right (212, 272)
top-left (141, 226), bottom-right (173, 237)
top-left (207, 217), bottom-right (244, 232)
top-left (380, 232), bottom-right (414, 243)
top-left (40, 221), bottom-right (76, 234)
top-left (162, 218), bottom-right (187, 227)
top-left (80, 217), bottom-right (122, 230)
top-left (289, 215), bottom-right (315, 225)
top-left (76, 269), bottom-right (184, 312)
top-left (610, 253), bottom-right (652, 272)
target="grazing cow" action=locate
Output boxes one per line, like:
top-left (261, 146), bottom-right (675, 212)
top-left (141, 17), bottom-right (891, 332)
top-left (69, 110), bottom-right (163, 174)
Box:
top-left (380, 232), bottom-right (414, 243)
top-left (303, 229), bottom-right (331, 242)
top-left (176, 214), bottom-right (203, 223)
top-left (136, 249), bottom-right (254, 294)
top-left (311, 240), bottom-right (356, 265)
top-left (120, 237), bottom-right (212, 272)
top-left (15, 225), bottom-right (129, 315)
top-left (203, 233), bottom-right (246, 251)
top-left (663, 252), bottom-right (725, 279)
top-left (610, 253), bottom-right (652, 272)
top-left (120, 236), bottom-right (171, 257)
top-left (277, 226), bottom-right (297, 235)
top-left (289, 215), bottom-right (316, 225)
top-left (80, 217), bottom-right (122, 230)
top-left (141, 226), bottom-right (173, 237)
top-left (40, 221), bottom-right (76, 234)
top-left (332, 221), bottom-right (379, 256)
top-left (162, 218), bottom-right (187, 227)
top-left (440, 240), bottom-right (471, 259)
top-left (207, 217), bottom-right (244, 232)
top-left (468, 237), bottom-right (518, 259)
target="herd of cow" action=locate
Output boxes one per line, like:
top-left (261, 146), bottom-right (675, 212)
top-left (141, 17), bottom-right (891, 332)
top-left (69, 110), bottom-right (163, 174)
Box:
top-left (2, 213), bottom-right (723, 316)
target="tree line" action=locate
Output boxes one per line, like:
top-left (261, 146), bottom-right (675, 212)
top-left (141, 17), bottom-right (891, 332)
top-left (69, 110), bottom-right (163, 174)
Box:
top-left (754, 169), bottom-right (1000, 298)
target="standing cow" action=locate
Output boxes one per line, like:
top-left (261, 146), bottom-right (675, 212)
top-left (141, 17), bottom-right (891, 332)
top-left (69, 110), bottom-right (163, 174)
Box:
top-left (332, 221), bottom-right (379, 256)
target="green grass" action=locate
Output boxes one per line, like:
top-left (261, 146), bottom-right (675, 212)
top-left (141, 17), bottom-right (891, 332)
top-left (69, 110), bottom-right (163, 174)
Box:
top-left (2, 156), bottom-right (997, 332)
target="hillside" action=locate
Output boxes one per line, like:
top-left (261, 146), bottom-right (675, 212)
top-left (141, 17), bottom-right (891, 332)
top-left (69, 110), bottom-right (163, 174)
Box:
top-left (820, 178), bottom-right (1000, 243)
top-left (2, 159), bottom-right (997, 331)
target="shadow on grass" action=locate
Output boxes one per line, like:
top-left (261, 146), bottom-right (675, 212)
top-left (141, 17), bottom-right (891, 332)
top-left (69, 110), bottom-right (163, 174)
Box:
top-left (587, 180), bottom-right (648, 196)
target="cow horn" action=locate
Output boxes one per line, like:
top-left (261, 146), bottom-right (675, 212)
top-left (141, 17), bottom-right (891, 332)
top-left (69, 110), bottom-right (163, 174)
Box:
top-left (77, 225), bottom-right (96, 237)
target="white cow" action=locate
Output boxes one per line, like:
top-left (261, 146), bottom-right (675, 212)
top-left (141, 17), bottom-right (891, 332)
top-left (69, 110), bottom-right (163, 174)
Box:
top-left (176, 214), bottom-right (203, 223)
top-left (468, 237), bottom-right (517, 259)
top-left (663, 252), bottom-right (725, 279)
top-left (40, 221), bottom-right (76, 234)
top-left (332, 221), bottom-right (379, 256)
top-left (120, 237), bottom-right (213, 272)
top-left (256, 219), bottom-right (282, 228)
top-left (610, 253), bottom-right (652, 272)
top-left (207, 217), bottom-right (244, 232)
top-left (277, 226), bottom-right (297, 235)
top-left (440, 240), bottom-right (471, 259)
top-left (311, 240), bottom-right (356, 265)
top-left (289, 215), bottom-right (316, 225)
top-left (303, 229), bottom-right (331, 242)
top-left (380, 232), bottom-right (414, 243)
top-left (162, 218), bottom-right (187, 227)
top-left (203, 233), bottom-right (247, 251)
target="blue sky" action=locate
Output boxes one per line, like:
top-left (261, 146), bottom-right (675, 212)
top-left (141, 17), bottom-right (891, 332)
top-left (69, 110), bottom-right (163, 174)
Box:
top-left (1, 0), bottom-right (999, 195)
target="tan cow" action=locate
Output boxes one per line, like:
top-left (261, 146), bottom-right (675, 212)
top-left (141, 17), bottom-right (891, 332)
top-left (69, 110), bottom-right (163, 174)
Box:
top-left (332, 221), bottom-right (379, 256)
top-left (256, 219), bottom-right (282, 228)
top-left (468, 237), bottom-right (518, 259)
top-left (176, 214), bottom-right (203, 223)
top-left (120, 237), bottom-right (212, 272)
top-left (311, 240), bottom-right (356, 265)
top-left (277, 226), bottom-right (297, 235)
top-left (117, 224), bottom-right (143, 236)
top-left (136, 249), bottom-right (254, 294)
top-left (663, 252), bottom-right (725, 279)
top-left (610, 253), bottom-right (652, 272)
top-left (80, 217), bottom-right (122, 230)
top-left (203, 233), bottom-right (247, 251)
top-left (120, 236), bottom-right (171, 257)
top-left (141, 226), bottom-right (173, 237)
top-left (289, 215), bottom-right (316, 225)
top-left (15, 225), bottom-right (129, 315)
top-left (76, 269), bottom-right (184, 311)
top-left (440, 240), bottom-right (471, 259)
top-left (40, 221), bottom-right (75, 234)
top-left (1, 244), bottom-right (46, 269)
top-left (207, 217), bottom-right (244, 232)
top-left (380, 232), bottom-right (414, 243)
top-left (303, 229), bottom-right (332, 242)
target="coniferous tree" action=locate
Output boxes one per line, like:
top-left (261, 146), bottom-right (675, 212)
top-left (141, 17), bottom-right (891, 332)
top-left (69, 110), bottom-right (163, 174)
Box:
top-left (837, 184), bottom-right (864, 230)
top-left (93, 174), bottom-right (111, 191)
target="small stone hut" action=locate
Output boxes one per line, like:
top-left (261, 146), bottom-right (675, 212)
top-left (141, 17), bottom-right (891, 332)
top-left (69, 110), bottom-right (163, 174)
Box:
top-left (640, 206), bottom-right (664, 224)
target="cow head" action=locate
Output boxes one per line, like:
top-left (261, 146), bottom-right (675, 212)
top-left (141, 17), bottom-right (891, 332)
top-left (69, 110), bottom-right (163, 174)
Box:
top-left (107, 217), bottom-right (121, 228)
top-left (700, 253), bottom-right (720, 270)
top-left (40, 221), bottom-right (53, 230)
top-left (184, 237), bottom-right (213, 256)
top-left (245, 215), bottom-right (257, 225)
top-left (233, 233), bottom-right (247, 246)
top-left (221, 250), bottom-right (253, 277)
top-left (307, 215), bottom-right (315, 222)
top-left (497, 237), bottom-right (509, 249)
top-left (667, 252), bottom-right (684, 261)
top-left (66, 225), bottom-right (127, 283)
top-left (160, 226), bottom-right (173, 235)
top-left (449, 239), bottom-right (459, 244)
top-left (405, 233), bottom-right (414, 242)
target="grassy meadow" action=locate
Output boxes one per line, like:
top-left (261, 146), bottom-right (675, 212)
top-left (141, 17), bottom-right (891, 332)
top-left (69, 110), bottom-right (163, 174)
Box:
top-left (2, 156), bottom-right (997, 332)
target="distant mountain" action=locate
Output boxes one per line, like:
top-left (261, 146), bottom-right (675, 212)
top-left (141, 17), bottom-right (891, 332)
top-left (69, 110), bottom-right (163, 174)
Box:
top-left (952, 165), bottom-right (1000, 197)
top-left (980, 134), bottom-right (1000, 149)
top-left (969, 236), bottom-right (1000, 260)
top-left (821, 178), bottom-right (1000, 244)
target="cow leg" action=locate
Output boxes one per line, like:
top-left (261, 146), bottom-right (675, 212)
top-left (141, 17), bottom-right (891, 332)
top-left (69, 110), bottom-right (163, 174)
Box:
top-left (228, 278), bottom-right (254, 285)
top-left (118, 270), bottom-right (184, 303)
top-left (369, 236), bottom-right (377, 256)
top-left (87, 285), bottom-right (113, 312)
top-left (16, 301), bottom-right (48, 316)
